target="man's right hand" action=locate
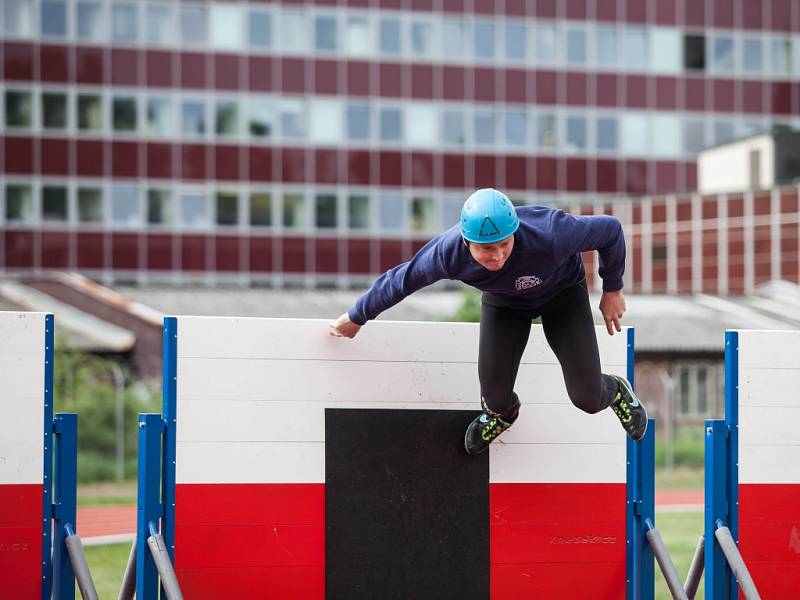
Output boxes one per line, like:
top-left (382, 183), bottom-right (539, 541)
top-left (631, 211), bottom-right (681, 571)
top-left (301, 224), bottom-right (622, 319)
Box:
top-left (329, 313), bottom-right (362, 338)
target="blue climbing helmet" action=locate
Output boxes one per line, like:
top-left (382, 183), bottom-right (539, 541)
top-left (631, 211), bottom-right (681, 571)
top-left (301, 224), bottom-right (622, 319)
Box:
top-left (460, 188), bottom-right (519, 244)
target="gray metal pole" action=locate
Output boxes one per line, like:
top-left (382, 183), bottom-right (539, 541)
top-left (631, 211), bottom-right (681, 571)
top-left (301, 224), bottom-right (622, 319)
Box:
top-left (147, 523), bottom-right (184, 600)
top-left (684, 534), bottom-right (704, 599)
top-left (64, 526), bottom-right (99, 600)
top-left (644, 519), bottom-right (689, 600)
top-left (117, 538), bottom-right (137, 600)
top-left (714, 522), bottom-right (761, 600)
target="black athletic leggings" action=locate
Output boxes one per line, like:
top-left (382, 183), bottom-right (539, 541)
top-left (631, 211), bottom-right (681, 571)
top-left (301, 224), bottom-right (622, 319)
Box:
top-left (478, 280), bottom-right (618, 418)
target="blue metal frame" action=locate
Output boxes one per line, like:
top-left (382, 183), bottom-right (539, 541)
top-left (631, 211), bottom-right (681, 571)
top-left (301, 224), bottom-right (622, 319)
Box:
top-left (704, 330), bottom-right (740, 600)
top-left (52, 413), bottom-right (78, 600)
top-left (162, 317), bottom-right (178, 562)
top-left (41, 314), bottom-right (55, 600)
top-left (625, 327), bottom-right (655, 599)
top-left (136, 413), bottom-right (165, 599)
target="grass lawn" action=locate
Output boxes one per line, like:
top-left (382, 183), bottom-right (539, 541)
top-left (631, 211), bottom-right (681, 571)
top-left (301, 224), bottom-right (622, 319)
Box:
top-left (78, 480), bottom-right (136, 506)
top-left (80, 511), bottom-right (705, 598)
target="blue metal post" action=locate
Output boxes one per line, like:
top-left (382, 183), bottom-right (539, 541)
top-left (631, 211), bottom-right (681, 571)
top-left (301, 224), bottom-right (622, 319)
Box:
top-left (41, 314), bottom-right (55, 600)
top-left (162, 317), bottom-right (178, 563)
top-left (723, 330), bottom-right (739, 597)
top-left (705, 419), bottom-right (731, 600)
top-left (52, 413), bottom-right (78, 600)
top-left (136, 413), bottom-right (164, 600)
top-left (626, 327), bottom-right (655, 600)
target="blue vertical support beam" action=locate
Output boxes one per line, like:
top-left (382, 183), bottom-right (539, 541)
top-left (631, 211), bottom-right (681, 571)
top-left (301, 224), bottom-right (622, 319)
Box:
top-left (136, 413), bottom-right (164, 600)
top-left (52, 413), bottom-right (78, 600)
top-left (41, 314), bottom-right (55, 600)
top-left (626, 327), bottom-right (655, 599)
top-left (723, 329), bottom-right (739, 590)
top-left (705, 419), bottom-right (730, 599)
top-left (162, 317), bottom-right (178, 564)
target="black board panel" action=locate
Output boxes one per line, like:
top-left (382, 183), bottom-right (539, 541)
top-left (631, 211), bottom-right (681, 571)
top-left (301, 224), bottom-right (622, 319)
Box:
top-left (325, 408), bottom-right (489, 600)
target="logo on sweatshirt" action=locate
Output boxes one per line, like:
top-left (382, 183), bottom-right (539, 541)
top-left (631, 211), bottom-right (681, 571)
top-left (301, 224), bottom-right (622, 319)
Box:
top-left (515, 275), bottom-right (542, 290)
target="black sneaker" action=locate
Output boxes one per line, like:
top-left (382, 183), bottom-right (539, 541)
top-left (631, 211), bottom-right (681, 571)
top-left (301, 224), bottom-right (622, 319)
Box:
top-left (464, 394), bottom-right (520, 456)
top-left (607, 374), bottom-right (648, 441)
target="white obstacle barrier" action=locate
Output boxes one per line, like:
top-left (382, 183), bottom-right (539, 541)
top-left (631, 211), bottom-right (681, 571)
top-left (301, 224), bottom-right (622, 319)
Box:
top-left (137, 317), bottom-right (653, 599)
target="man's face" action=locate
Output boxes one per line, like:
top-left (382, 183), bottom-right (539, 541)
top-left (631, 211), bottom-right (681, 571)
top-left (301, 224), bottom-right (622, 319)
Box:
top-left (467, 234), bottom-right (514, 271)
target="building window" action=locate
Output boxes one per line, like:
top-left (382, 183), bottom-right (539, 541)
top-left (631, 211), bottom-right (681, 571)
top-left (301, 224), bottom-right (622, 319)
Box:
top-left (683, 118), bottom-right (706, 154)
top-left (315, 193), bottom-right (337, 228)
top-left (596, 116), bottom-right (618, 151)
top-left (411, 196), bottom-right (434, 232)
top-left (346, 104), bottom-right (370, 141)
top-left (280, 100), bottom-right (306, 140)
top-left (652, 114), bottom-right (682, 157)
top-left (410, 20), bottom-right (433, 57)
top-left (178, 192), bottom-right (209, 229)
top-left (771, 38), bottom-right (792, 77)
top-left (714, 120), bottom-right (735, 146)
top-left (147, 189), bottom-right (171, 225)
top-left (345, 15), bottom-right (370, 57)
top-left (112, 186), bottom-right (141, 228)
top-left (181, 99), bottom-right (206, 136)
top-left (474, 21), bottom-right (496, 61)
top-left (505, 110), bottom-right (527, 148)
top-left (474, 110), bottom-right (496, 145)
top-left (146, 97), bottom-right (172, 136)
top-left (379, 107), bottom-right (403, 142)
top-left (535, 24), bottom-right (558, 64)
top-left (77, 94), bottom-right (103, 131)
top-left (621, 114), bottom-right (649, 156)
top-left (78, 188), bottom-right (103, 223)
top-left (623, 28), bottom-right (648, 70)
top-left (309, 100), bottom-right (343, 144)
top-left (76, 1), bottom-right (103, 41)
top-left (406, 105), bottom-right (437, 146)
top-left (595, 27), bottom-right (618, 67)
top-left (5, 90), bottom-right (32, 127)
top-left (348, 194), bottom-right (370, 229)
top-left (441, 196), bottom-right (463, 228)
top-left (442, 20), bottom-right (467, 59)
top-left (4, 0), bottom-right (34, 37)
top-left (113, 97), bottom-right (137, 132)
top-left (111, 2), bottom-right (137, 43)
top-left (536, 113), bottom-right (557, 149)
top-left (280, 11), bottom-right (306, 53)
top-left (248, 98), bottom-right (273, 139)
top-left (179, 4), bottom-right (207, 45)
top-left (565, 115), bottom-right (587, 152)
top-left (650, 28), bottom-right (681, 73)
top-left (742, 37), bottom-right (763, 73)
top-left (282, 193), bottom-right (306, 228)
top-left (379, 17), bottom-right (401, 56)
top-left (683, 34), bottom-right (705, 71)
top-left (145, 3), bottom-right (172, 44)
top-left (673, 362), bottom-right (723, 420)
top-left (315, 15), bottom-right (338, 52)
top-left (652, 240), bottom-right (667, 264)
top-left (379, 192), bottom-right (404, 231)
top-left (42, 92), bottom-right (67, 129)
top-left (42, 186), bottom-right (68, 222)
top-left (216, 192), bottom-right (239, 226)
top-left (711, 36), bottom-right (735, 72)
top-left (5, 184), bottom-right (34, 223)
top-left (41, 0), bottom-right (67, 37)
top-left (210, 4), bottom-right (243, 51)
top-left (504, 22), bottom-right (526, 61)
top-left (248, 9), bottom-right (272, 49)
top-left (249, 192), bottom-right (272, 226)
top-left (443, 110), bottom-right (465, 146)
top-left (215, 99), bottom-right (240, 137)
top-left (566, 28), bottom-right (586, 66)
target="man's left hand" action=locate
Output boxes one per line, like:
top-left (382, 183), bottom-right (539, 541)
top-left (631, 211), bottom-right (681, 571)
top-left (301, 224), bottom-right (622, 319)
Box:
top-left (599, 290), bottom-right (626, 336)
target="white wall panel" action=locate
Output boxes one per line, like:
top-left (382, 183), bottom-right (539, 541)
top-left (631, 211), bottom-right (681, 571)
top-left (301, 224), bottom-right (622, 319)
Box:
top-left (489, 443), bottom-right (626, 483)
top-left (739, 406), bottom-right (800, 446)
top-left (739, 445), bottom-right (800, 484)
top-left (740, 369), bottom-right (800, 407)
top-left (737, 330), bottom-right (800, 370)
top-left (0, 312), bottom-right (45, 484)
top-left (176, 400), bottom-right (625, 445)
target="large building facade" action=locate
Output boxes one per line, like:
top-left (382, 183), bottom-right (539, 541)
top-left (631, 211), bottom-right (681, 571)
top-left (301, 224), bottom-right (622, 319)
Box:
top-left (2, 0), bottom-right (800, 286)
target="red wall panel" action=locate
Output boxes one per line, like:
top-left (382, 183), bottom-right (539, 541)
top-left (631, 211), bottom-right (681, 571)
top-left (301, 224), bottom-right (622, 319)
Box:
top-left (76, 140), bottom-right (105, 177)
top-left (282, 148), bottom-right (307, 183)
top-left (181, 144), bottom-right (207, 181)
top-left (347, 239), bottom-right (372, 274)
top-left (39, 138), bottom-right (69, 176)
top-left (75, 46), bottom-right (104, 84)
top-left (315, 238), bottom-right (339, 273)
top-left (39, 44), bottom-right (69, 83)
top-left (181, 235), bottom-right (207, 271)
top-left (215, 145), bottom-right (241, 181)
top-left (411, 64), bottom-right (434, 100)
top-left (77, 232), bottom-right (105, 269)
top-left (112, 233), bottom-right (139, 270)
top-left (248, 56), bottom-right (274, 92)
top-left (249, 237), bottom-right (273, 272)
top-left (181, 52), bottom-right (208, 89)
top-left (41, 231), bottom-right (70, 269)
top-left (215, 236), bottom-right (240, 272)
top-left (146, 234), bottom-right (174, 271)
top-left (146, 50), bottom-right (173, 87)
top-left (282, 237), bottom-right (306, 273)
top-left (249, 147), bottom-right (274, 182)
top-left (4, 137), bottom-right (34, 174)
top-left (112, 141), bottom-right (139, 178)
top-left (314, 59), bottom-right (339, 95)
top-left (214, 54), bottom-right (241, 91)
top-left (3, 42), bottom-right (34, 80)
top-left (146, 143), bottom-right (174, 179)
top-left (346, 61), bottom-right (370, 97)
top-left (111, 48), bottom-right (139, 85)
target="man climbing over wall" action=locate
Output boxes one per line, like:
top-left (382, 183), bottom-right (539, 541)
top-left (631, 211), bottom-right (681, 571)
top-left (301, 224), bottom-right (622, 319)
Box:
top-left (330, 188), bottom-right (647, 455)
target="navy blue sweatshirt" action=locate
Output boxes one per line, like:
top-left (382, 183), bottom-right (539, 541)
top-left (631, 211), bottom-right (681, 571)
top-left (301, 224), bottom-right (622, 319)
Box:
top-left (348, 206), bottom-right (626, 325)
